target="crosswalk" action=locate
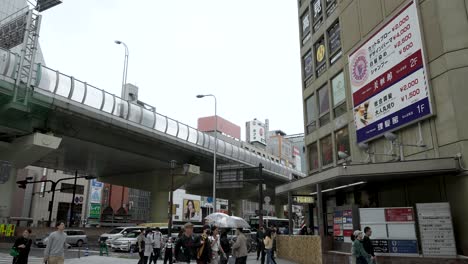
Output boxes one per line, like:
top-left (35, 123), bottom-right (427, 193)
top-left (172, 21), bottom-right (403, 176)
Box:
top-left (0, 255), bottom-right (43, 264)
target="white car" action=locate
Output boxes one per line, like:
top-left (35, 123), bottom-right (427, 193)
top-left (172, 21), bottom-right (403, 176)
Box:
top-left (99, 227), bottom-right (143, 247)
top-left (111, 230), bottom-right (140, 252)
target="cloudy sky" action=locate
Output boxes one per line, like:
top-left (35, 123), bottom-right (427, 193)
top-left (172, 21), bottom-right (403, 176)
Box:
top-left (38, 0), bottom-right (304, 139)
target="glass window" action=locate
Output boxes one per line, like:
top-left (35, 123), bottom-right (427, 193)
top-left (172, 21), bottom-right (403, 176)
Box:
top-left (332, 72), bottom-right (346, 107)
top-left (320, 135), bottom-right (333, 166)
top-left (315, 38), bottom-right (327, 77)
top-left (305, 94), bottom-right (317, 134)
top-left (301, 10), bottom-right (311, 45)
top-left (312, 0), bottom-right (323, 31)
top-left (327, 21), bottom-right (342, 64)
top-left (326, 0), bottom-right (337, 16)
top-left (308, 142), bottom-right (319, 171)
top-left (318, 85), bottom-right (330, 126)
top-left (335, 126), bottom-right (350, 161)
top-left (303, 50), bottom-right (313, 81)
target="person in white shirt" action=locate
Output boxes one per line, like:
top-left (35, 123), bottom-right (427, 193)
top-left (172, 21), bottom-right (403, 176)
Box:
top-left (209, 226), bottom-right (226, 264)
top-left (149, 227), bottom-right (163, 264)
top-left (144, 228), bottom-right (154, 264)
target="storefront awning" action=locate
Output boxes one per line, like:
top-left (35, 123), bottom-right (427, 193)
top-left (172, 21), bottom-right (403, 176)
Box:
top-left (276, 158), bottom-right (460, 196)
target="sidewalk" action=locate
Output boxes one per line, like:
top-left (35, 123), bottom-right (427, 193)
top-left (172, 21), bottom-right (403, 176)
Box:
top-left (0, 253), bottom-right (298, 264)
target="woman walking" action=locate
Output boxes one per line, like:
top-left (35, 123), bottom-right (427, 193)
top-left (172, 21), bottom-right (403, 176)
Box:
top-left (144, 228), bottom-right (154, 264)
top-left (352, 230), bottom-right (372, 264)
top-left (137, 230), bottom-right (146, 264)
top-left (263, 230), bottom-right (274, 264)
top-left (12, 229), bottom-right (32, 264)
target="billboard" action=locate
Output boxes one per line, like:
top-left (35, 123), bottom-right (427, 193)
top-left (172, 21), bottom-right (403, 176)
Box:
top-left (89, 203), bottom-right (101, 219)
top-left (183, 199), bottom-right (201, 222)
top-left (348, 0), bottom-right (432, 143)
top-left (247, 120), bottom-right (266, 145)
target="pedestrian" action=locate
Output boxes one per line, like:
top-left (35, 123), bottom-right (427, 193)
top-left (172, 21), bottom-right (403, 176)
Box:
top-left (43, 221), bottom-right (68, 264)
top-left (299, 225), bottom-right (308, 235)
top-left (175, 222), bottom-right (201, 263)
top-left (263, 230), bottom-right (274, 264)
top-left (256, 226), bottom-right (266, 264)
top-left (231, 228), bottom-right (247, 264)
top-left (352, 230), bottom-right (372, 264)
top-left (219, 231), bottom-right (230, 264)
top-left (144, 228), bottom-right (154, 264)
top-left (163, 237), bottom-right (174, 264)
top-left (149, 227), bottom-right (163, 264)
top-left (12, 229), bottom-right (32, 264)
top-left (362, 227), bottom-right (376, 263)
top-left (209, 226), bottom-right (226, 264)
top-left (196, 225), bottom-right (211, 264)
top-left (137, 230), bottom-right (146, 264)
top-left (270, 227), bottom-right (277, 264)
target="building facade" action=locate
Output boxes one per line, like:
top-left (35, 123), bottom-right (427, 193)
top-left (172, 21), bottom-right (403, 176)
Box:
top-left (291, 0), bottom-right (468, 257)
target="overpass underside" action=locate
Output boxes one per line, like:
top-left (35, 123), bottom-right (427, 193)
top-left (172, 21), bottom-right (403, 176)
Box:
top-left (0, 80), bottom-right (291, 222)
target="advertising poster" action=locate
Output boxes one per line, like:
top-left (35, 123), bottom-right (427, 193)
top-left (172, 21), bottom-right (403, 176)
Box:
top-left (248, 120), bottom-right (266, 145)
top-left (89, 203), bottom-right (101, 219)
top-left (90, 187), bottom-right (102, 204)
top-left (348, 0), bottom-right (432, 143)
top-left (183, 199), bottom-right (201, 222)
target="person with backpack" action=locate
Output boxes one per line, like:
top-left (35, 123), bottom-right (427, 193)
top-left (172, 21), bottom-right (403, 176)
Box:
top-left (149, 227), bottom-right (163, 264)
top-left (196, 225), bottom-right (212, 264)
top-left (175, 223), bottom-right (201, 263)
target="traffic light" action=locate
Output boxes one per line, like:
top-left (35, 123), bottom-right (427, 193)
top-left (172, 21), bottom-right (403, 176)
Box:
top-left (16, 180), bottom-right (28, 189)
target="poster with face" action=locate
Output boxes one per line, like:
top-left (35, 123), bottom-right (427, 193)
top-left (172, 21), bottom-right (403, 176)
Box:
top-left (183, 199), bottom-right (201, 222)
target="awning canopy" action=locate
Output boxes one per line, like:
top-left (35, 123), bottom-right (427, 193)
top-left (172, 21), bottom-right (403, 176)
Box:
top-left (276, 158), bottom-right (460, 196)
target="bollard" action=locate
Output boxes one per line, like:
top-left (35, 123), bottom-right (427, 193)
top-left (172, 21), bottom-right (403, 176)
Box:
top-left (84, 247), bottom-right (89, 257)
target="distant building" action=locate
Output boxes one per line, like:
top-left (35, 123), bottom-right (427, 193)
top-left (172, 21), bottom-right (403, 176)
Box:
top-left (285, 133), bottom-right (306, 173)
top-left (245, 119), bottom-right (269, 149)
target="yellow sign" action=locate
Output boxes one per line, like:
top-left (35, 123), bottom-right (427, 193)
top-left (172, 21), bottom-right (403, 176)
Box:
top-left (293, 196), bottom-right (315, 204)
top-left (6, 224), bottom-right (15, 237)
top-left (0, 224), bottom-right (5, 236)
top-left (316, 44), bottom-right (326, 63)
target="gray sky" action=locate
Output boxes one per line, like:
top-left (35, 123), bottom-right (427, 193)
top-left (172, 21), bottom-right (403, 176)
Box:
top-left (39, 0), bottom-right (304, 139)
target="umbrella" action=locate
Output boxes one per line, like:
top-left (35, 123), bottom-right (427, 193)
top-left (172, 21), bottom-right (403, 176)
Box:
top-left (205, 212), bottom-right (231, 228)
top-left (227, 216), bottom-right (250, 229)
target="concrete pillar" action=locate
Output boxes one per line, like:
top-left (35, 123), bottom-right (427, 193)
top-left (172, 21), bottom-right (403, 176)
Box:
top-left (0, 166), bottom-right (16, 223)
top-left (275, 201), bottom-right (285, 218)
top-left (150, 191), bottom-right (169, 223)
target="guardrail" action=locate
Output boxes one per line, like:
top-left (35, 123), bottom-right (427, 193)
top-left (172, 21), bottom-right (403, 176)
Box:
top-left (0, 47), bottom-right (304, 179)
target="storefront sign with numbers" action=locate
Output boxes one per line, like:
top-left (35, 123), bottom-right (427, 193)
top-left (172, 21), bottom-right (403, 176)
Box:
top-left (348, 0), bottom-right (432, 143)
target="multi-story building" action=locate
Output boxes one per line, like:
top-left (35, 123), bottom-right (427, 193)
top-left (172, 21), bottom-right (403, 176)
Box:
top-left (278, 0), bottom-right (468, 259)
top-left (285, 133), bottom-right (307, 173)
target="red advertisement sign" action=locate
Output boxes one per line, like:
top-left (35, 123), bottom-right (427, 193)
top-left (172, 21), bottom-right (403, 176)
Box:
top-left (343, 210), bottom-right (353, 217)
top-left (343, 230), bottom-right (353, 237)
top-left (385, 208), bottom-right (414, 222)
top-left (334, 224), bottom-right (343, 236)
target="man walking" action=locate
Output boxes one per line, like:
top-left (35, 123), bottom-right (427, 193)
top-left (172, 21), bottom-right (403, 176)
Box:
top-left (256, 226), bottom-right (266, 264)
top-left (231, 228), bottom-right (247, 264)
top-left (362, 227), bottom-right (376, 263)
top-left (150, 227), bottom-right (163, 264)
top-left (43, 222), bottom-right (68, 264)
top-left (175, 223), bottom-right (201, 263)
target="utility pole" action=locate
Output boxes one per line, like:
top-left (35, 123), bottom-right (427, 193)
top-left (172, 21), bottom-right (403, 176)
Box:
top-left (258, 163), bottom-right (264, 227)
top-left (69, 170), bottom-right (78, 227)
top-left (169, 160), bottom-right (176, 237)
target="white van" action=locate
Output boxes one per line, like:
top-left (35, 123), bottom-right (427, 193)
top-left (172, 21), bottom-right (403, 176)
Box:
top-left (99, 226), bottom-right (144, 246)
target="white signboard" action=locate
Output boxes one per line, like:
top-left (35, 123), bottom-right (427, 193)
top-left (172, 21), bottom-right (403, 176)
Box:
top-left (416, 203), bottom-right (457, 257)
top-left (248, 120), bottom-right (266, 145)
top-left (348, 0), bottom-right (432, 143)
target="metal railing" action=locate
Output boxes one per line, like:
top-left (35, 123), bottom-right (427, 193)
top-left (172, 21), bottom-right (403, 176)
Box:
top-left (0, 51), bottom-right (304, 179)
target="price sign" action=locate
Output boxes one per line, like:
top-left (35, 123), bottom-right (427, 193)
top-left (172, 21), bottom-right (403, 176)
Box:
top-left (348, 0), bottom-right (432, 143)
top-left (292, 196), bottom-right (314, 204)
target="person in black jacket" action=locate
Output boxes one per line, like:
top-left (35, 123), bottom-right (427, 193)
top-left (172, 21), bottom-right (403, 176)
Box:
top-left (219, 231), bottom-right (230, 264)
top-left (256, 226), bottom-right (266, 264)
top-left (175, 223), bottom-right (201, 263)
top-left (195, 226), bottom-right (211, 264)
top-left (362, 227), bottom-right (376, 263)
top-left (12, 229), bottom-right (32, 264)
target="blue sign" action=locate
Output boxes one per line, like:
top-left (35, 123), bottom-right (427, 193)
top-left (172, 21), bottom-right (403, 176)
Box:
top-left (207, 197), bottom-right (213, 203)
top-left (389, 240), bottom-right (418, 254)
top-left (91, 179), bottom-right (103, 188)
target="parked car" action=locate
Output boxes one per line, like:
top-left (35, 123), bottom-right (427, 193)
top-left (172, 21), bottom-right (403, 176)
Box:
top-left (99, 226), bottom-right (143, 246)
top-left (35, 230), bottom-right (86, 248)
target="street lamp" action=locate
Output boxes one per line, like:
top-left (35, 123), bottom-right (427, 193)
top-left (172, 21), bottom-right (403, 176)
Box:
top-left (17, 175), bottom-right (96, 227)
top-left (196, 94), bottom-right (218, 213)
top-left (115, 40), bottom-right (129, 99)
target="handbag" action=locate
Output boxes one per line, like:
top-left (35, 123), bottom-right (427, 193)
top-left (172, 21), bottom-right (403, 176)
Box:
top-left (227, 256), bottom-right (236, 264)
top-left (9, 247), bottom-right (19, 257)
